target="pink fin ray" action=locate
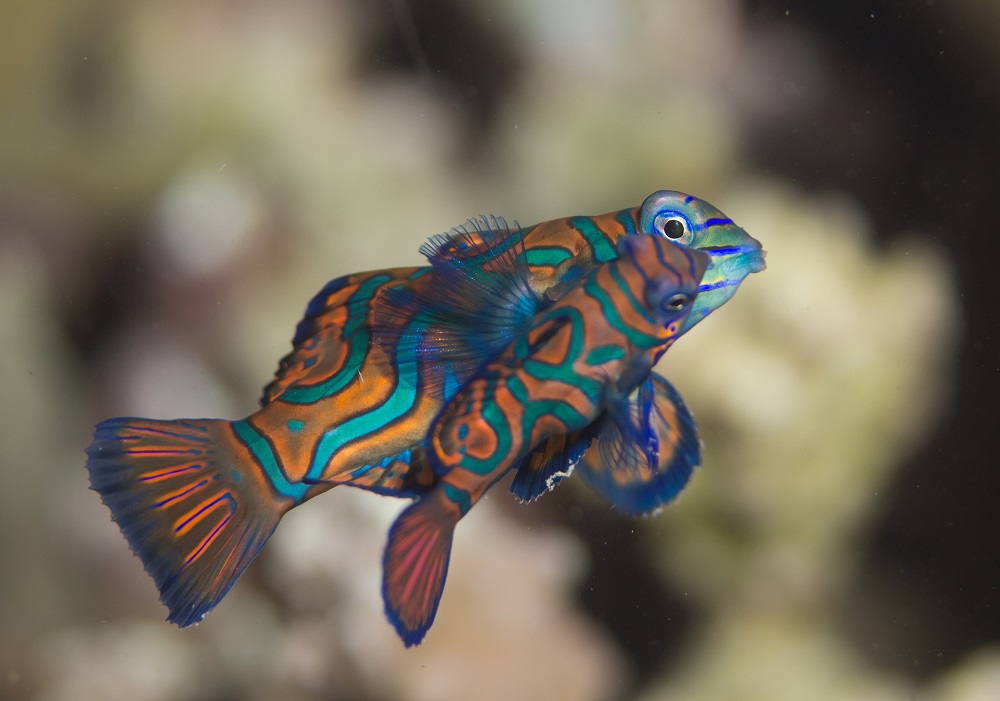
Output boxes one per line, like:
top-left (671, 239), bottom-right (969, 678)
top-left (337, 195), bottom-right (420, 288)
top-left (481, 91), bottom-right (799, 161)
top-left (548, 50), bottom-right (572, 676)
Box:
top-left (86, 417), bottom-right (288, 626)
top-left (381, 496), bottom-right (456, 646)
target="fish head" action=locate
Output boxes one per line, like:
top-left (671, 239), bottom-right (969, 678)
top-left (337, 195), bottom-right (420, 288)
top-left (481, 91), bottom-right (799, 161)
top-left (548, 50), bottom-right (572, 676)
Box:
top-left (615, 234), bottom-right (710, 336)
top-left (638, 190), bottom-right (766, 334)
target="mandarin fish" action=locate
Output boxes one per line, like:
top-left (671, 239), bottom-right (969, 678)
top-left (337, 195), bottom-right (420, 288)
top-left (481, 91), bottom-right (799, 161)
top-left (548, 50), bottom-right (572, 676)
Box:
top-left (382, 234), bottom-right (710, 645)
top-left (85, 190), bottom-right (764, 631)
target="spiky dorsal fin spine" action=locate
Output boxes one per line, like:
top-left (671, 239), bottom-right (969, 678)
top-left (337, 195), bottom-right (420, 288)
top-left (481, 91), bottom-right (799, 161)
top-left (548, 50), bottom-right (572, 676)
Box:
top-left (374, 214), bottom-right (543, 398)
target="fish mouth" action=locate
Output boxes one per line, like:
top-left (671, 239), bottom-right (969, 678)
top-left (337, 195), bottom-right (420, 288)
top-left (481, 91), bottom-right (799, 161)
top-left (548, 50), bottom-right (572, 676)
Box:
top-left (700, 244), bottom-right (766, 291)
top-left (680, 241), bottom-right (765, 334)
top-left (740, 247), bottom-right (767, 275)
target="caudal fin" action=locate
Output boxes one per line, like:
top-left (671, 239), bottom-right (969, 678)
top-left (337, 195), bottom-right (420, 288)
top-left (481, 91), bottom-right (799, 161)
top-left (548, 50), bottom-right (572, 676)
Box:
top-left (86, 417), bottom-right (290, 626)
top-left (382, 495), bottom-right (457, 646)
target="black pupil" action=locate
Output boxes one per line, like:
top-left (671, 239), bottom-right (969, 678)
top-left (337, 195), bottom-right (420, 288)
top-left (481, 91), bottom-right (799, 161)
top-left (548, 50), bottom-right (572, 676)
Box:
top-left (663, 219), bottom-right (685, 239)
top-left (665, 295), bottom-right (688, 311)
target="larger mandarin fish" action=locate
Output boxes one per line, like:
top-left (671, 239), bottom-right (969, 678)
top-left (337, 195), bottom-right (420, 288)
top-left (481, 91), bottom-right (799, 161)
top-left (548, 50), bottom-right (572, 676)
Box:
top-left (86, 190), bottom-right (764, 630)
top-left (382, 234), bottom-right (709, 645)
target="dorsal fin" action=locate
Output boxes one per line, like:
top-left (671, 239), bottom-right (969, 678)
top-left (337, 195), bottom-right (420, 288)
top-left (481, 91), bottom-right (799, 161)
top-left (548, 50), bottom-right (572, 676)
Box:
top-left (373, 214), bottom-right (543, 398)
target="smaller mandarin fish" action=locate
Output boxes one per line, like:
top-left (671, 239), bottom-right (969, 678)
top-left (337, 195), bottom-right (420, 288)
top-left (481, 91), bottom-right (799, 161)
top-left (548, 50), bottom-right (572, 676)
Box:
top-left (85, 190), bottom-right (761, 633)
top-left (381, 234), bottom-right (710, 646)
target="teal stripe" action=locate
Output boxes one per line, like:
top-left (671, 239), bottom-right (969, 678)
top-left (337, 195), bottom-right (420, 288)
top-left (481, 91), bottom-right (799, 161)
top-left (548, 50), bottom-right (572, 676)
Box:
top-left (443, 483), bottom-right (472, 515)
top-left (586, 345), bottom-right (625, 365)
top-left (308, 324), bottom-right (420, 479)
top-left (281, 274), bottom-right (391, 404)
top-left (506, 373), bottom-right (529, 404)
top-left (515, 371), bottom-right (590, 441)
top-left (523, 357), bottom-right (603, 397)
top-left (524, 397), bottom-right (588, 435)
top-left (584, 277), bottom-right (662, 348)
top-left (520, 311), bottom-right (603, 397)
top-left (508, 308), bottom-right (603, 437)
top-left (570, 216), bottom-right (617, 263)
top-left (616, 210), bottom-right (638, 235)
top-left (525, 247), bottom-right (572, 267)
top-left (231, 420), bottom-right (309, 501)
top-left (455, 380), bottom-right (513, 476)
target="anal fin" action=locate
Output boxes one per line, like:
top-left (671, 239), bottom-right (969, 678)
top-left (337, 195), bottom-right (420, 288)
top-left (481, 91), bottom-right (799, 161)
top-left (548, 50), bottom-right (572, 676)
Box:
top-left (382, 493), bottom-right (457, 646)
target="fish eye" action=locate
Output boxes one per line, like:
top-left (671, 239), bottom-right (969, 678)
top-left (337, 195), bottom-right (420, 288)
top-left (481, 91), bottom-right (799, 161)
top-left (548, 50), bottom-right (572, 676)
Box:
top-left (663, 219), bottom-right (684, 239)
top-left (663, 293), bottom-right (690, 312)
top-left (654, 214), bottom-right (694, 245)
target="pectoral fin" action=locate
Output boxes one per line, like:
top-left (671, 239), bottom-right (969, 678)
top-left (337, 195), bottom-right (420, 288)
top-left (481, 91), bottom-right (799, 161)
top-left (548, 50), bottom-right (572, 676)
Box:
top-left (577, 373), bottom-right (701, 515)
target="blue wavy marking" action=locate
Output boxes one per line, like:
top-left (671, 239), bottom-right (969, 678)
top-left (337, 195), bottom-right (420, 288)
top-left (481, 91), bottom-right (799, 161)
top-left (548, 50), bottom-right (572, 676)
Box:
top-left (281, 274), bottom-right (391, 404)
top-left (705, 245), bottom-right (759, 257)
top-left (154, 480), bottom-right (209, 509)
top-left (456, 395), bottom-right (514, 477)
top-left (296, 279), bottom-right (348, 344)
top-left (350, 448), bottom-right (412, 480)
top-left (699, 279), bottom-right (740, 292)
top-left (586, 345), bottom-right (625, 365)
top-left (703, 217), bottom-right (734, 228)
top-left (174, 493), bottom-right (236, 534)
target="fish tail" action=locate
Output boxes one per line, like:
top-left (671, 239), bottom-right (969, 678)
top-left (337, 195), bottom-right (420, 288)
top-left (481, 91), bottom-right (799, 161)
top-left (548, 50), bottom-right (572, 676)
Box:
top-left (86, 417), bottom-right (292, 626)
top-left (382, 492), bottom-right (458, 646)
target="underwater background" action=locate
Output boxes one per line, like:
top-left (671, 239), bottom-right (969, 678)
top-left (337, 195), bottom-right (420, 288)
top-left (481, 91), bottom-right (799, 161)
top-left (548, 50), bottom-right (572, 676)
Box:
top-left (0, 1), bottom-right (997, 699)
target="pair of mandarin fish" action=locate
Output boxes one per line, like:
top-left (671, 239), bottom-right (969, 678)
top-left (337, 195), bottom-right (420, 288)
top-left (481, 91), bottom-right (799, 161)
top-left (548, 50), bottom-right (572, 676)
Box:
top-left (87, 191), bottom-right (765, 646)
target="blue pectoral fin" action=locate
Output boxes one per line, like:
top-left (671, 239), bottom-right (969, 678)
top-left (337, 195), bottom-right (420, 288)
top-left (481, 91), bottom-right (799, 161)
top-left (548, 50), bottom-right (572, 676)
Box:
top-left (373, 215), bottom-right (544, 397)
top-left (576, 373), bottom-right (701, 515)
top-left (510, 422), bottom-right (601, 502)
